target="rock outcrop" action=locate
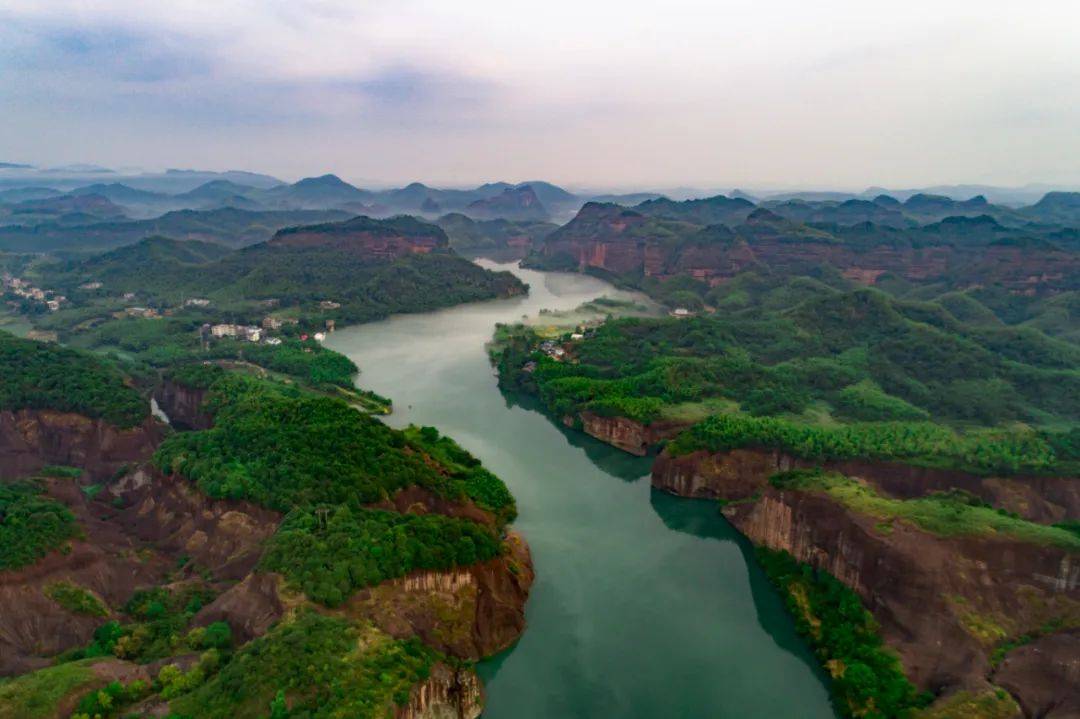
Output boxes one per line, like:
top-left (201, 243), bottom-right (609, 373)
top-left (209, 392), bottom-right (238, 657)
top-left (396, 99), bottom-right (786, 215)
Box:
top-left (269, 215), bottom-right (446, 259)
top-left (346, 532), bottom-right (534, 660)
top-left (0, 477), bottom-right (169, 675)
top-left (192, 572), bottom-right (286, 643)
top-left (153, 379), bottom-right (212, 430)
top-left (535, 202), bottom-right (1080, 292)
top-left (396, 663), bottom-right (483, 719)
top-left (722, 488), bottom-right (1079, 694)
top-left (652, 447), bottom-right (1080, 522)
top-left (993, 629), bottom-right (1080, 717)
top-left (0, 409), bottom-right (160, 481)
top-left (110, 469), bottom-right (280, 580)
top-left (574, 412), bottom-right (687, 456)
top-left (651, 446), bottom-right (1080, 713)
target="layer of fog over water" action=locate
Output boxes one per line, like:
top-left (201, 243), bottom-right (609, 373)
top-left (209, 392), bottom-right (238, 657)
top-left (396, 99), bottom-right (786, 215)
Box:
top-left (326, 261), bottom-right (834, 719)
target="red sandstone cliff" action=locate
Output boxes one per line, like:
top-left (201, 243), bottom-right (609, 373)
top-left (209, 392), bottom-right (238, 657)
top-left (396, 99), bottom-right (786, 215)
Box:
top-left (651, 447), bottom-right (1080, 523)
top-left (0, 409), bottom-right (160, 481)
top-left (537, 203), bottom-right (1080, 291)
top-left (153, 379), bottom-right (212, 430)
top-left (650, 446), bottom-right (1080, 716)
top-left (345, 532), bottom-right (534, 661)
top-left (269, 215), bottom-right (447, 260)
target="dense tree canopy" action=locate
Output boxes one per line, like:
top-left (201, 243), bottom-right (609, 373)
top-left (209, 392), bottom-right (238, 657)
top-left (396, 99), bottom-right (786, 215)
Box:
top-left (0, 330), bottom-right (146, 427)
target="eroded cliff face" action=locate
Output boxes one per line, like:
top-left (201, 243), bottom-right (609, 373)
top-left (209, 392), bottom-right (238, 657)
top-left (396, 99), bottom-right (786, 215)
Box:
top-left (537, 203), bottom-right (1080, 291)
top-left (193, 572), bottom-right (286, 643)
top-left (724, 490), bottom-right (1079, 692)
top-left (153, 379), bottom-right (212, 431)
top-left (110, 469), bottom-right (280, 581)
top-left (575, 412), bottom-right (687, 456)
top-left (652, 446), bottom-right (1080, 522)
top-left (0, 409), bottom-right (160, 481)
top-left (993, 629), bottom-right (1080, 717)
top-left (396, 663), bottom-right (483, 719)
top-left (345, 532), bottom-right (534, 661)
top-left (269, 225), bottom-right (443, 259)
top-left (651, 446), bottom-right (1080, 713)
top-left (0, 476), bottom-right (170, 675)
top-left (1, 394), bottom-right (533, 716)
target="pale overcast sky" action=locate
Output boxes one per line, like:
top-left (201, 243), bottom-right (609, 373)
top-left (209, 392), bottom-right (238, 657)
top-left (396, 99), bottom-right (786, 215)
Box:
top-left (1, 0), bottom-right (1078, 189)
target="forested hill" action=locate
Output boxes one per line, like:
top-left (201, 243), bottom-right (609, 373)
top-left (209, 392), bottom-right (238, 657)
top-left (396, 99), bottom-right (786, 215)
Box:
top-left (496, 275), bottom-right (1080, 475)
top-left (0, 329), bottom-right (146, 427)
top-left (0, 207), bottom-right (352, 253)
top-left (527, 192), bottom-right (1080, 296)
top-left (0, 346), bottom-right (528, 717)
top-left (26, 216), bottom-right (524, 349)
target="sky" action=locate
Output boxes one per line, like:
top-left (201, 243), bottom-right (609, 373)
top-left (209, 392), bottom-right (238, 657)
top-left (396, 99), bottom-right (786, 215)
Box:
top-left (1, 0), bottom-right (1078, 190)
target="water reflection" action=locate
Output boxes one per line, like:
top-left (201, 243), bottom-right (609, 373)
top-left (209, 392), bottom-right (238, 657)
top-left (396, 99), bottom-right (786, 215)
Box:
top-left (647, 489), bottom-right (831, 678)
top-left (326, 261), bottom-right (836, 719)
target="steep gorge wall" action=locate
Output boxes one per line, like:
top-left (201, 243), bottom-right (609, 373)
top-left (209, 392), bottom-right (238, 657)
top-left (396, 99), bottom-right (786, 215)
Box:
top-left (153, 379), bottom-right (212, 430)
top-left (723, 488), bottom-right (1079, 696)
top-left (650, 446), bottom-right (1080, 713)
top-left (652, 447), bottom-right (1080, 522)
top-left (575, 412), bottom-right (688, 456)
top-left (539, 219), bottom-right (1078, 290)
top-left (396, 663), bottom-right (483, 719)
top-left (0, 408), bottom-right (160, 481)
top-left (346, 532), bottom-right (534, 661)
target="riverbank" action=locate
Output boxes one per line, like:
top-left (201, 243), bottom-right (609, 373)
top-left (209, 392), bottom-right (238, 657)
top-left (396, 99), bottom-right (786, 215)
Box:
top-left (326, 261), bottom-right (836, 718)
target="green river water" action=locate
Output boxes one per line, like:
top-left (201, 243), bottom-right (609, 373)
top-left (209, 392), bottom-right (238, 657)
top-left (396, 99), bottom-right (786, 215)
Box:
top-left (326, 262), bottom-right (835, 719)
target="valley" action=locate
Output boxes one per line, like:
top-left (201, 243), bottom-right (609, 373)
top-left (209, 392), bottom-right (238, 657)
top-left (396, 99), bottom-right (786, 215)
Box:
top-left (0, 173), bottom-right (1078, 719)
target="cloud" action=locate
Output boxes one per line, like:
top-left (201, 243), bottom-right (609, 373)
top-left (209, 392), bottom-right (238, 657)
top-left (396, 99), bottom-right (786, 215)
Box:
top-left (0, 0), bottom-right (1078, 187)
top-left (4, 20), bottom-right (211, 82)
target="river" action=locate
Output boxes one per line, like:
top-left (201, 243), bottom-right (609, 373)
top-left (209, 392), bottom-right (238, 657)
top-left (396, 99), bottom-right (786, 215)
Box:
top-left (326, 262), bottom-right (834, 719)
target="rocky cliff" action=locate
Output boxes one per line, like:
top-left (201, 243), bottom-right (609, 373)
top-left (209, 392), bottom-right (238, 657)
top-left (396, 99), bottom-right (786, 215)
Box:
top-left (0, 476), bottom-right (169, 675)
top-left (652, 446), bottom-right (1080, 522)
top-left (536, 202), bottom-right (1080, 291)
top-left (269, 215), bottom-right (447, 259)
top-left (396, 662), bottom-right (483, 719)
top-left (724, 490), bottom-right (1078, 689)
top-left (345, 532), bottom-right (534, 660)
top-left (0, 408), bottom-right (160, 481)
top-left (651, 447), bottom-right (1080, 715)
top-left (574, 412), bottom-right (688, 456)
top-left (153, 379), bottom-right (212, 430)
top-left (110, 468), bottom-right (280, 580)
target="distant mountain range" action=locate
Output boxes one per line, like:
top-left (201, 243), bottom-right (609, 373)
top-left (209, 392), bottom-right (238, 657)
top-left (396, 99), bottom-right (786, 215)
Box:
top-left (2, 163), bottom-right (1080, 268)
top-left (528, 192), bottom-right (1080, 296)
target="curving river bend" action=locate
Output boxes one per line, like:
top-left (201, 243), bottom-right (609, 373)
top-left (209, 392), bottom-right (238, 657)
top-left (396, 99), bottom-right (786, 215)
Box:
top-left (326, 262), bottom-right (835, 719)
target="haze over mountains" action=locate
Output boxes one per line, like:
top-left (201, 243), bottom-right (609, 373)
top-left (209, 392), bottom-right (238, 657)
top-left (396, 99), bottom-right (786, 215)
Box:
top-left (2, 163), bottom-right (1080, 262)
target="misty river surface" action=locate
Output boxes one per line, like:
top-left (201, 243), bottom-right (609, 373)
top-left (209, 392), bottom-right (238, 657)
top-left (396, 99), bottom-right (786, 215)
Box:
top-left (326, 262), bottom-right (834, 719)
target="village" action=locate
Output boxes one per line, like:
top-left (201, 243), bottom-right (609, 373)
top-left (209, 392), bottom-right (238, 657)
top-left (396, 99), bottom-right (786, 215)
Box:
top-left (2, 272), bottom-right (338, 348)
top-left (1, 273), bottom-right (67, 312)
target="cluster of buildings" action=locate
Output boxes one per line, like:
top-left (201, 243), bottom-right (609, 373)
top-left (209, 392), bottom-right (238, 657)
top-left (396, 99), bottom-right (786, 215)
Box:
top-left (2, 274), bottom-right (66, 312)
top-left (206, 323), bottom-right (267, 343)
top-left (536, 325), bottom-right (597, 364)
top-left (539, 339), bottom-right (567, 360)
